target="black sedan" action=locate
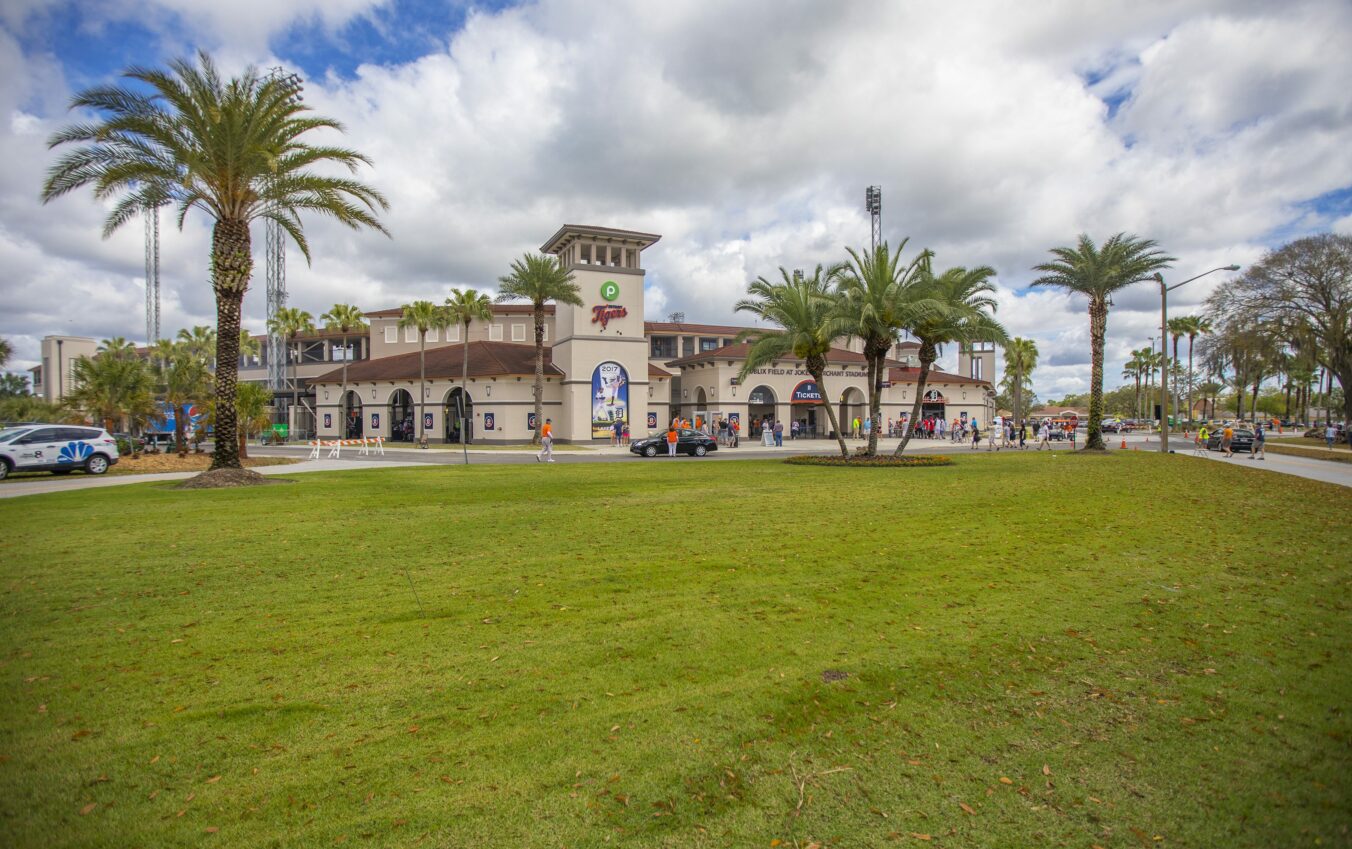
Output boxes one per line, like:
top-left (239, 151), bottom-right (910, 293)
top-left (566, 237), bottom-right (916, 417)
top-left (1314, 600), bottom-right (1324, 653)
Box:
top-left (1206, 428), bottom-right (1255, 453)
top-left (630, 428), bottom-right (719, 457)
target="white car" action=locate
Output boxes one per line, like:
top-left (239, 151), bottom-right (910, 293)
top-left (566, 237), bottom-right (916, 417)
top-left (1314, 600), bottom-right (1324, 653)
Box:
top-left (0, 424), bottom-right (120, 480)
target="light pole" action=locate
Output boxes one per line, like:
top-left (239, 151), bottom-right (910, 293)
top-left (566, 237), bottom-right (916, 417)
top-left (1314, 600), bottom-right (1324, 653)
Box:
top-left (1153, 265), bottom-right (1240, 454)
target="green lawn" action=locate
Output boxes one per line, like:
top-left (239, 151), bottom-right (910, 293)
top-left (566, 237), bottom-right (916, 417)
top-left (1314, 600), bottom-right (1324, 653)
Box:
top-left (1, 454), bottom-right (1349, 848)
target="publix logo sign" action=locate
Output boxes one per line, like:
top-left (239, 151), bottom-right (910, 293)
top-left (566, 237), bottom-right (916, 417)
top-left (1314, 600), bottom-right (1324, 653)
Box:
top-left (599, 280), bottom-right (620, 302)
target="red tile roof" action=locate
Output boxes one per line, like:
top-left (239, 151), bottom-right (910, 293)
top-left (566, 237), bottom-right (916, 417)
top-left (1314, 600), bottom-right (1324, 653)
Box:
top-left (666, 343), bottom-right (892, 368)
top-left (887, 367), bottom-right (991, 387)
top-left (648, 363), bottom-right (673, 378)
top-left (643, 321), bottom-right (751, 336)
top-left (312, 341), bottom-right (562, 383)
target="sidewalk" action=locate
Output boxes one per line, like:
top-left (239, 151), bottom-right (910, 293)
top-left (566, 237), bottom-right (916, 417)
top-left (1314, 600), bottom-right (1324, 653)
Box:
top-left (0, 458), bottom-right (430, 500)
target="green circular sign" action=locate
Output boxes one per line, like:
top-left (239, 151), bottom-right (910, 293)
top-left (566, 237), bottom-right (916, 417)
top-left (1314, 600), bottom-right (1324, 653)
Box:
top-left (600, 280), bottom-right (620, 302)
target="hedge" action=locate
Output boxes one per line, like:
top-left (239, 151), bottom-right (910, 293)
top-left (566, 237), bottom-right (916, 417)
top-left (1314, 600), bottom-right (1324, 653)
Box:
top-left (784, 454), bottom-right (954, 468)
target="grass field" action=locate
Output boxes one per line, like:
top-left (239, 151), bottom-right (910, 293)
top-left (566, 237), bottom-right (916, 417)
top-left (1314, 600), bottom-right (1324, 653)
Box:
top-left (0, 455), bottom-right (297, 483)
top-left (1, 453), bottom-right (1349, 848)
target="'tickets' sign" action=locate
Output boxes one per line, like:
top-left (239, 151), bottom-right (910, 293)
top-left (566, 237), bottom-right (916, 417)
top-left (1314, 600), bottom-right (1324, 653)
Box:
top-left (790, 379), bottom-right (823, 404)
top-left (591, 304), bottom-right (628, 329)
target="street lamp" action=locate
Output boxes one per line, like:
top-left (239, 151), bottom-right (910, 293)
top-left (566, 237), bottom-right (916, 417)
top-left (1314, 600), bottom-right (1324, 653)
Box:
top-left (1153, 265), bottom-right (1240, 454)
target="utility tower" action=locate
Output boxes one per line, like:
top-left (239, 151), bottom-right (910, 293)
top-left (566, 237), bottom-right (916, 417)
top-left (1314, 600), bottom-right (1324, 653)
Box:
top-left (865, 185), bottom-right (882, 252)
top-left (144, 204), bottom-right (161, 346)
top-left (265, 67), bottom-right (305, 391)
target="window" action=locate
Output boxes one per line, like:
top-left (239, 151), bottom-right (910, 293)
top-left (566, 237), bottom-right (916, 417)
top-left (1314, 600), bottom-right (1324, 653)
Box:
top-left (625, 248), bottom-right (637, 268)
top-left (579, 244), bottom-right (592, 265)
top-left (970, 358), bottom-right (983, 380)
top-left (427, 328), bottom-right (439, 343)
top-left (699, 338), bottom-right (720, 352)
top-left (404, 326), bottom-right (417, 343)
top-left (384, 325), bottom-right (397, 344)
top-left (447, 324), bottom-right (459, 343)
top-left (23, 428), bottom-right (62, 443)
top-left (60, 427), bottom-right (103, 441)
top-left (511, 324), bottom-right (526, 342)
top-left (650, 336), bottom-right (676, 358)
top-left (489, 324), bottom-right (503, 341)
top-left (682, 337), bottom-right (695, 356)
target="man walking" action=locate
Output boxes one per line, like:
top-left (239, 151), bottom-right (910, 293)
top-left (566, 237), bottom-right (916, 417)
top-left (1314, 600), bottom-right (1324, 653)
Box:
top-left (773, 419), bottom-right (784, 447)
top-left (536, 418), bottom-right (555, 463)
top-left (1327, 422), bottom-right (1339, 450)
top-left (1250, 423), bottom-right (1266, 460)
top-left (1221, 423), bottom-right (1234, 458)
top-left (1037, 421), bottom-right (1051, 450)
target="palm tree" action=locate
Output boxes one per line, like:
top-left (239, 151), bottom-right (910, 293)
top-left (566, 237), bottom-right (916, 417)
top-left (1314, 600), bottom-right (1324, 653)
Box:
top-left (830, 241), bottom-right (933, 456)
top-left (157, 345), bottom-right (210, 457)
top-left (1002, 337), bottom-right (1039, 425)
top-left (177, 325), bottom-right (217, 366)
top-left (238, 330), bottom-right (262, 366)
top-left (1123, 349), bottom-right (1150, 419)
top-left (98, 337), bottom-right (138, 360)
top-left (398, 300), bottom-right (449, 446)
top-left (229, 382), bottom-right (273, 460)
top-left (895, 265), bottom-right (1008, 455)
top-left (1166, 316), bottom-right (1191, 423)
top-left (445, 288), bottom-right (494, 462)
top-left (735, 266), bottom-right (851, 458)
top-left (67, 353), bottom-right (156, 435)
top-left (267, 307), bottom-right (315, 430)
top-left (1175, 315), bottom-right (1211, 424)
top-left (496, 253), bottom-right (583, 444)
top-left (1032, 234), bottom-right (1175, 450)
top-left (42, 51), bottom-right (388, 474)
top-left (0, 337), bottom-right (11, 368)
top-left (320, 304), bottom-right (367, 436)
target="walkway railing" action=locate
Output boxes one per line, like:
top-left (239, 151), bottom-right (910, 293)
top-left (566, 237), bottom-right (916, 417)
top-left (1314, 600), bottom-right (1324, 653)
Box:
top-left (307, 437), bottom-right (386, 460)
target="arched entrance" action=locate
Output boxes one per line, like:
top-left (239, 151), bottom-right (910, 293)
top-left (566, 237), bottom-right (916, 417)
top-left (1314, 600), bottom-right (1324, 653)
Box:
top-left (839, 387), bottom-right (866, 438)
top-left (342, 390), bottom-right (363, 438)
top-left (389, 389), bottom-right (415, 442)
top-left (693, 386), bottom-right (708, 426)
top-left (922, 388), bottom-right (946, 421)
top-left (748, 385), bottom-right (776, 437)
top-left (444, 387), bottom-right (474, 444)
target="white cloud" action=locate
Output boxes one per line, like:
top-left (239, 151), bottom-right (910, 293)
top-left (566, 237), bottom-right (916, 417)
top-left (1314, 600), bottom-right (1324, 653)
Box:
top-left (2, 0), bottom-right (1350, 400)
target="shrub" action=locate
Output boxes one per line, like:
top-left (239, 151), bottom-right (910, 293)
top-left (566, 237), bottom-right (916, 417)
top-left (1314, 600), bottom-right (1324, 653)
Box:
top-left (784, 454), bottom-right (954, 468)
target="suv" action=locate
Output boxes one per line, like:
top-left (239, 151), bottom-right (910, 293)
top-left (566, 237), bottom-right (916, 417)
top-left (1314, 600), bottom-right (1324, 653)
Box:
top-left (0, 424), bottom-right (120, 480)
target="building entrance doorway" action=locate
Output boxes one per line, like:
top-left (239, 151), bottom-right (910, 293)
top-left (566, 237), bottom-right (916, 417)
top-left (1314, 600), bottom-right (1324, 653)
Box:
top-left (389, 389), bottom-right (415, 442)
top-left (839, 387), bottom-right (866, 438)
top-left (444, 388), bottom-right (474, 443)
top-left (342, 391), bottom-right (363, 438)
top-left (922, 389), bottom-right (945, 424)
top-left (747, 385), bottom-right (776, 437)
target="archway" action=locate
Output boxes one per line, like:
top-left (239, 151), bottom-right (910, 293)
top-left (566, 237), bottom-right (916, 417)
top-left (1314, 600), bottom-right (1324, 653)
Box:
top-left (444, 387), bottom-right (474, 444)
top-left (388, 389), bottom-right (415, 442)
top-left (747, 385), bottom-right (776, 437)
top-left (342, 390), bottom-right (363, 438)
top-left (839, 387), bottom-right (866, 439)
top-left (922, 388), bottom-right (946, 422)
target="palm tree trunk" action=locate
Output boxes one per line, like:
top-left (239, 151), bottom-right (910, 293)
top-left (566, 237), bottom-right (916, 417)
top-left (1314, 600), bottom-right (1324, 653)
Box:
top-left (207, 219), bottom-right (249, 471)
top-left (1085, 298), bottom-right (1108, 450)
top-left (418, 333), bottom-right (427, 446)
top-left (895, 341), bottom-right (936, 456)
top-left (1013, 365), bottom-right (1023, 426)
top-left (1186, 335), bottom-right (1196, 424)
top-left (174, 408), bottom-right (186, 458)
top-left (807, 357), bottom-right (848, 458)
top-left (532, 304), bottom-right (545, 446)
top-left (340, 331), bottom-right (350, 438)
top-left (863, 354), bottom-right (876, 455)
top-left (461, 320), bottom-right (470, 465)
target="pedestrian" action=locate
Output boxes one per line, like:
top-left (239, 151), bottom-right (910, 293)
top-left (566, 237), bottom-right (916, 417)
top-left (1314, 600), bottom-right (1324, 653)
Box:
top-left (1018, 421), bottom-right (1027, 450)
top-left (971, 423), bottom-right (981, 450)
top-left (1250, 423), bottom-right (1265, 460)
top-left (790, 419), bottom-right (799, 440)
top-left (773, 419), bottom-right (784, 447)
top-left (1197, 424), bottom-right (1209, 450)
top-left (1221, 423), bottom-right (1234, 458)
top-left (536, 418), bottom-right (555, 463)
top-left (1068, 424), bottom-right (1077, 449)
top-left (612, 418), bottom-right (623, 447)
top-left (1326, 422), bottom-right (1338, 450)
top-left (666, 422), bottom-right (680, 457)
top-left (853, 416), bottom-right (862, 439)
top-left (987, 422), bottom-right (999, 451)
top-left (731, 418), bottom-right (740, 447)
top-left (1038, 422), bottom-right (1051, 450)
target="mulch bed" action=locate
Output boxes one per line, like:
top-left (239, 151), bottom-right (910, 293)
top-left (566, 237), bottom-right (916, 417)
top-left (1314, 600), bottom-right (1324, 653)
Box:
top-left (173, 468), bottom-right (292, 489)
top-left (785, 454), bottom-right (954, 468)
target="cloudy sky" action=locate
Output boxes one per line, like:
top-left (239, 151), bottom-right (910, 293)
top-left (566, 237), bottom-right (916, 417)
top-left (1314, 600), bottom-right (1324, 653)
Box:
top-left (3, 0), bottom-right (1350, 396)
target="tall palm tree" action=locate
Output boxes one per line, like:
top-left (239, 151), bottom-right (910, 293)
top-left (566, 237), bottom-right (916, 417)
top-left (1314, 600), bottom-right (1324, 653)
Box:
top-left (497, 253), bottom-right (583, 444)
top-left (238, 330), bottom-right (262, 365)
top-left (1123, 348), bottom-right (1151, 418)
top-left (445, 288), bottom-right (494, 462)
top-left (1032, 234), bottom-right (1175, 449)
top-left (1166, 316), bottom-right (1191, 423)
top-left (1002, 337), bottom-right (1039, 425)
top-left (830, 241), bottom-right (933, 456)
top-left (98, 337), bottom-right (138, 360)
top-left (735, 266), bottom-right (851, 458)
top-left (398, 300), bottom-right (449, 446)
top-left (1177, 315), bottom-right (1211, 424)
top-left (177, 325), bottom-right (217, 366)
top-left (42, 51), bottom-right (388, 474)
top-left (149, 338), bottom-right (177, 372)
top-left (895, 265), bottom-right (1008, 455)
top-left (267, 307), bottom-right (315, 421)
top-left (0, 337), bottom-right (11, 368)
top-left (320, 303), bottom-right (367, 436)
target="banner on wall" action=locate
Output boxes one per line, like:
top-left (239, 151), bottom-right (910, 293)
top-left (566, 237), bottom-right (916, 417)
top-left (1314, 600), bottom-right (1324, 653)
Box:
top-left (646, 412), bottom-right (657, 429)
top-left (528, 412), bottom-right (537, 431)
top-left (484, 412), bottom-right (495, 431)
top-left (324, 413), bottom-right (332, 428)
top-left (424, 412), bottom-right (433, 431)
top-left (371, 412), bottom-right (381, 429)
top-left (591, 361), bottom-right (629, 438)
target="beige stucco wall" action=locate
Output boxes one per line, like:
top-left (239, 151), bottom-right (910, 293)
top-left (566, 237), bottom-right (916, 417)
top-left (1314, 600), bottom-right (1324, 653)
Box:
top-left (366, 313), bottom-right (558, 362)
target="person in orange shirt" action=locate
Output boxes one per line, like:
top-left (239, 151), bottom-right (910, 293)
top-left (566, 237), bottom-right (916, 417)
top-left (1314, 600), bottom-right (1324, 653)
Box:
top-left (1221, 424), bottom-right (1234, 458)
top-left (666, 423), bottom-right (680, 457)
top-left (536, 418), bottom-right (555, 463)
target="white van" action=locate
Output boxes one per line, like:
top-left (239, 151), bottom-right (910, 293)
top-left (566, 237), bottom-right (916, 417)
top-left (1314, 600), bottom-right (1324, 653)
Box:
top-left (0, 424), bottom-right (120, 480)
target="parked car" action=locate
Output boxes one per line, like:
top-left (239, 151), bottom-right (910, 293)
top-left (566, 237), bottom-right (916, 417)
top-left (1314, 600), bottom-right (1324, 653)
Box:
top-left (1206, 427), bottom-right (1255, 453)
top-left (630, 428), bottom-right (719, 457)
top-left (0, 424), bottom-right (120, 480)
top-left (1100, 420), bottom-right (1126, 434)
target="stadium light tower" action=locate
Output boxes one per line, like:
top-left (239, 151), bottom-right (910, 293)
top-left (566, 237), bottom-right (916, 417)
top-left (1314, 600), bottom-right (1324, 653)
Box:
top-left (265, 67), bottom-right (305, 392)
top-left (865, 186), bottom-right (882, 252)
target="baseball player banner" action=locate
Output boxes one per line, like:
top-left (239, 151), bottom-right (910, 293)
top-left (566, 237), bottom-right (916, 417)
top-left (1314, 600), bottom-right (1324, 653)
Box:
top-left (591, 361), bottom-right (629, 438)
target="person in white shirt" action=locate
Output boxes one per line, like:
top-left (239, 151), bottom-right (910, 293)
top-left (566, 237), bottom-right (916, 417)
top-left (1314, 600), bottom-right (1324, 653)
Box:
top-left (1038, 422), bottom-right (1051, 450)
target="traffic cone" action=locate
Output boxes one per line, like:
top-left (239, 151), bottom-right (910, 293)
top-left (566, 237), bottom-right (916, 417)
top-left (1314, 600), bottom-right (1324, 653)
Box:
top-left (1120, 435), bottom-right (1127, 449)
